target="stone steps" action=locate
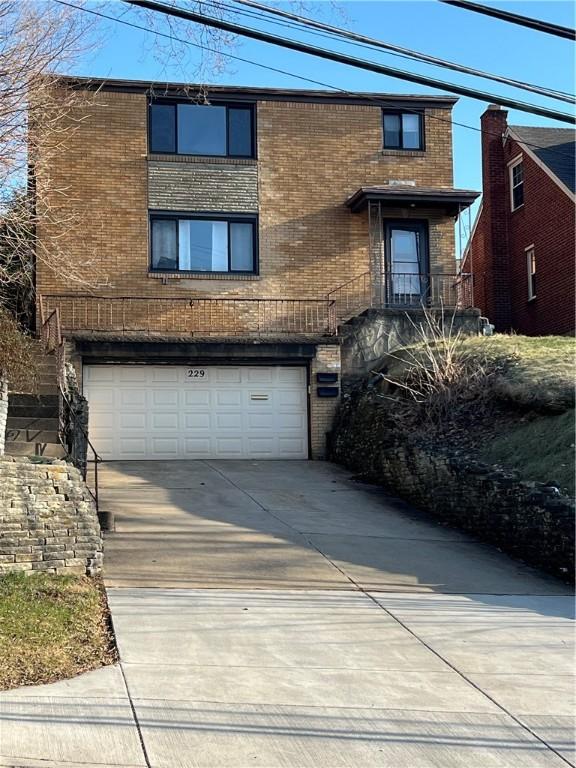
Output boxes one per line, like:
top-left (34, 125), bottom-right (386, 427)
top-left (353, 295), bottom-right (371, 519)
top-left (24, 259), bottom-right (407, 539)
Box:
top-left (5, 393), bottom-right (64, 459)
top-left (5, 441), bottom-right (66, 458)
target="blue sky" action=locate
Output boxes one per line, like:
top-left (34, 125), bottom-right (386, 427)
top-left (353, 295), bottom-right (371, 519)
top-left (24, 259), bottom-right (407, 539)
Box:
top-left (71, 0), bottom-right (575, 245)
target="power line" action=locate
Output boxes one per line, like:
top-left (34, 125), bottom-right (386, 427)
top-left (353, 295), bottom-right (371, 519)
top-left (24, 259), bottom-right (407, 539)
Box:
top-left (120, 0), bottom-right (575, 124)
top-left (53, 0), bottom-right (576, 161)
top-left (224, 0), bottom-right (574, 104)
top-left (440, 0), bottom-right (576, 41)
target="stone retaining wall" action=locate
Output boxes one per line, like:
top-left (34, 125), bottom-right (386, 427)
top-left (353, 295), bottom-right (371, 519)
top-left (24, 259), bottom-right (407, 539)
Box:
top-left (0, 456), bottom-right (102, 576)
top-left (330, 391), bottom-right (575, 583)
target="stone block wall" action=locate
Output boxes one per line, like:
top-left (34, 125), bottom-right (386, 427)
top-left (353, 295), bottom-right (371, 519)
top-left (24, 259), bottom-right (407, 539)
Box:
top-left (330, 391), bottom-right (574, 582)
top-left (0, 380), bottom-right (7, 456)
top-left (339, 308), bottom-right (481, 387)
top-left (0, 456), bottom-right (102, 576)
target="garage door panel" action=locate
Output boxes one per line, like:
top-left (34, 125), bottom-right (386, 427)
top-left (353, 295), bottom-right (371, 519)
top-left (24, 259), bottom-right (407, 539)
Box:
top-left (247, 413), bottom-right (274, 429)
top-left (276, 389), bottom-right (306, 407)
top-left (278, 368), bottom-right (305, 385)
top-left (246, 368), bottom-right (273, 383)
top-left (278, 437), bottom-right (307, 455)
top-left (120, 389), bottom-right (146, 407)
top-left (152, 368), bottom-right (180, 383)
top-left (184, 390), bottom-right (211, 406)
top-left (215, 368), bottom-right (241, 384)
top-left (184, 413), bottom-right (211, 429)
top-left (183, 438), bottom-right (212, 455)
top-left (215, 438), bottom-right (243, 455)
top-left (150, 438), bottom-right (179, 456)
top-left (215, 391), bottom-right (242, 407)
top-left (152, 412), bottom-right (178, 429)
top-left (119, 368), bottom-right (148, 383)
top-left (118, 438), bottom-right (147, 457)
top-left (84, 365), bottom-right (308, 460)
top-left (151, 390), bottom-right (179, 407)
top-left (215, 412), bottom-right (242, 429)
top-left (120, 413), bottom-right (147, 429)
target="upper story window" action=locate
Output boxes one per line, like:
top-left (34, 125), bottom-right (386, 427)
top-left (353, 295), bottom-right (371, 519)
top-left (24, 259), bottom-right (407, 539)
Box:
top-left (509, 157), bottom-right (524, 210)
top-left (526, 245), bottom-right (536, 300)
top-left (150, 213), bottom-right (257, 274)
top-left (149, 102), bottom-right (255, 157)
top-left (382, 111), bottom-right (424, 150)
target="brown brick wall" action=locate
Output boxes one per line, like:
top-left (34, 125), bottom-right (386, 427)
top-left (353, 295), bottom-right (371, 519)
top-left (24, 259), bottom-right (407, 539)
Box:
top-left (467, 108), bottom-right (575, 335)
top-left (36, 89), bottom-right (456, 307)
top-left (310, 344), bottom-right (341, 459)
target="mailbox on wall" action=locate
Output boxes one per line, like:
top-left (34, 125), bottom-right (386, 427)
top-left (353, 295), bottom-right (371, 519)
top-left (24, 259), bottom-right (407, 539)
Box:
top-left (317, 386), bottom-right (339, 398)
top-left (316, 372), bottom-right (339, 384)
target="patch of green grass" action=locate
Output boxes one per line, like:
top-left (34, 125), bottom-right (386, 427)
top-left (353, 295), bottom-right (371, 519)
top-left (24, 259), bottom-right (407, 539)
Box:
top-left (0, 573), bottom-right (117, 690)
top-left (460, 334), bottom-right (575, 412)
top-left (480, 410), bottom-right (575, 496)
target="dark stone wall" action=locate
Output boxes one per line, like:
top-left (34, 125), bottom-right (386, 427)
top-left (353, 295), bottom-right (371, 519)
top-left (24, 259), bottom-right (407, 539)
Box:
top-left (339, 308), bottom-right (481, 388)
top-left (330, 389), bottom-right (575, 583)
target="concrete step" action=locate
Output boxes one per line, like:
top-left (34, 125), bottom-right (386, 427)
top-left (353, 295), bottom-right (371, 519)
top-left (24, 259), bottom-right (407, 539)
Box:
top-left (5, 441), bottom-right (66, 459)
top-left (6, 417), bottom-right (60, 431)
top-left (6, 429), bottom-right (59, 444)
top-left (8, 405), bottom-right (59, 419)
top-left (9, 394), bottom-right (59, 408)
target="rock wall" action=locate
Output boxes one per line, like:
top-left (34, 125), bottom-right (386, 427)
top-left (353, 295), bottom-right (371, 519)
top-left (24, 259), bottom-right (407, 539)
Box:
top-left (339, 308), bottom-right (481, 387)
top-left (0, 456), bottom-right (102, 575)
top-left (0, 379), bottom-right (7, 456)
top-left (330, 390), bottom-right (574, 583)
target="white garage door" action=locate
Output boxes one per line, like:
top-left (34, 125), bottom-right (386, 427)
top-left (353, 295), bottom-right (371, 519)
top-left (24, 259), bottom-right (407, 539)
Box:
top-left (83, 365), bottom-right (308, 460)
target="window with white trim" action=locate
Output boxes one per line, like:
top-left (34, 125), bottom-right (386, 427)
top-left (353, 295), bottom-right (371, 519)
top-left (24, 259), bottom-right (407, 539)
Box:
top-left (526, 245), bottom-right (536, 300)
top-left (509, 158), bottom-right (524, 210)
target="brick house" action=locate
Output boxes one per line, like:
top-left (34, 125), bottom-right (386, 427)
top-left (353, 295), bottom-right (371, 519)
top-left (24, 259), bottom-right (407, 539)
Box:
top-left (462, 105), bottom-right (575, 335)
top-left (33, 76), bottom-right (477, 462)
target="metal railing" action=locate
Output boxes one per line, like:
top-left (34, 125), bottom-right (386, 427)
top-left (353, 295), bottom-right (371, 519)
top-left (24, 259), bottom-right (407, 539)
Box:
top-left (38, 296), bottom-right (102, 510)
top-left (328, 272), bottom-right (474, 320)
top-left (41, 295), bottom-right (338, 337)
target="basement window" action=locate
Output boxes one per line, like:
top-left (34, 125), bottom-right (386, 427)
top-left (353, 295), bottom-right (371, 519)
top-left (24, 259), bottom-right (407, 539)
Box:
top-left (149, 101), bottom-right (255, 158)
top-left (382, 111), bottom-right (424, 150)
top-left (150, 213), bottom-right (258, 274)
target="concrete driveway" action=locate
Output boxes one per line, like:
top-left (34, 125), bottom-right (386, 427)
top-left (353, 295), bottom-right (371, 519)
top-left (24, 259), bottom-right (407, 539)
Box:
top-left (1, 460), bottom-right (574, 768)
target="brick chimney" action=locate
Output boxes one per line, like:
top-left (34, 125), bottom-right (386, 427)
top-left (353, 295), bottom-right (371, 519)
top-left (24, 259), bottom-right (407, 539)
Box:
top-left (479, 105), bottom-right (512, 330)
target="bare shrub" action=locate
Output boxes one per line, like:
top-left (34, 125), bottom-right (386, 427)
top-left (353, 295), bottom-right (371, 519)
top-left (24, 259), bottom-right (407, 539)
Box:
top-left (372, 308), bottom-right (511, 430)
top-left (0, 308), bottom-right (38, 392)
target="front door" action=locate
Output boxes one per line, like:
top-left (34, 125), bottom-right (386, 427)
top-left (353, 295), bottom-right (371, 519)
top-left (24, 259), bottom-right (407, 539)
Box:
top-left (384, 221), bottom-right (429, 306)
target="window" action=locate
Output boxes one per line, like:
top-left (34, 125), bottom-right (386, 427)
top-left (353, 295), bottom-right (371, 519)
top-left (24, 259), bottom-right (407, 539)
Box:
top-left (382, 111), bottom-right (424, 150)
top-left (149, 102), bottom-right (254, 157)
top-left (150, 214), bottom-right (257, 274)
top-left (526, 246), bottom-right (536, 300)
top-left (509, 158), bottom-right (524, 210)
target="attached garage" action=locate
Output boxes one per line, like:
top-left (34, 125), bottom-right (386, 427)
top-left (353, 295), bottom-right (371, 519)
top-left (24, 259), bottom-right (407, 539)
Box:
top-left (83, 365), bottom-right (308, 460)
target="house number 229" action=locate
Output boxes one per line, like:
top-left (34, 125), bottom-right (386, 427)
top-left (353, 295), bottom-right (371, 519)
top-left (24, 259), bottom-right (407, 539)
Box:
top-left (187, 369), bottom-right (205, 378)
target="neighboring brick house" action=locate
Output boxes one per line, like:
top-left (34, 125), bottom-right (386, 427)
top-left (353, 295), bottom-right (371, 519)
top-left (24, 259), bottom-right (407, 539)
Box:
top-left (34, 76), bottom-right (477, 461)
top-left (462, 105), bottom-right (575, 335)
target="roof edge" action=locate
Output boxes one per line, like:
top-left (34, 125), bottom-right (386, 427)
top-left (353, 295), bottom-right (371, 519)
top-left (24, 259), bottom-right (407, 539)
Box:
top-left (506, 126), bottom-right (576, 201)
top-left (47, 74), bottom-right (459, 108)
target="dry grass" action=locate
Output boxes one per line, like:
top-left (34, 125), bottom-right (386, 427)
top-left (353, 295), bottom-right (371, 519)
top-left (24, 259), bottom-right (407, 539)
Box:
top-left (0, 573), bottom-right (117, 690)
top-left (379, 332), bottom-right (575, 417)
top-left (374, 325), bottom-right (575, 495)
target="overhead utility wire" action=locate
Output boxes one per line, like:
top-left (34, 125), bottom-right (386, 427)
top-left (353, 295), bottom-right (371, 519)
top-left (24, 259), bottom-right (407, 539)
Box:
top-left (225, 0), bottom-right (573, 104)
top-left (440, 0), bottom-right (576, 41)
top-left (120, 0), bottom-right (575, 125)
top-left (54, 0), bottom-right (576, 161)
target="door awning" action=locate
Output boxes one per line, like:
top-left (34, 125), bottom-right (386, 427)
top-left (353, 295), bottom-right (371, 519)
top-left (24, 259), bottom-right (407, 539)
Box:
top-left (346, 186), bottom-right (479, 215)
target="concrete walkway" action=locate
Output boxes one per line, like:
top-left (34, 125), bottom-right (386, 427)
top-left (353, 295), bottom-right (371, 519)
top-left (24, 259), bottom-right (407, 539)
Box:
top-left (1, 460), bottom-right (574, 767)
